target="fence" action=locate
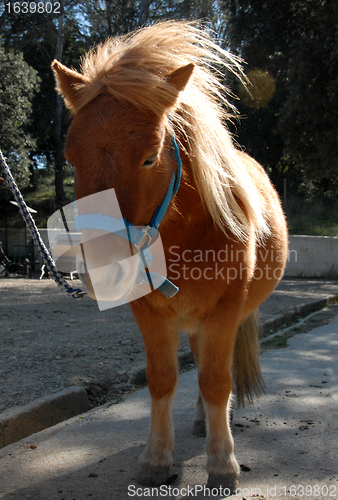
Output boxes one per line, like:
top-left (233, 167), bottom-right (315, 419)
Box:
top-left (0, 228), bottom-right (49, 265)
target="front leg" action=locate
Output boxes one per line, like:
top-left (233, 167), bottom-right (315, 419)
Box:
top-left (131, 301), bottom-right (179, 486)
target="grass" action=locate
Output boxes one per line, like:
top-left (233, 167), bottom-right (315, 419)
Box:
top-left (261, 335), bottom-right (291, 349)
top-left (108, 396), bottom-right (123, 407)
top-left (21, 170), bottom-right (75, 227)
top-left (28, 178), bottom-right (338, 235)
top-left (285, 195), bottom-right (338, 236)
top-left (4, 168), bottom-right (338, 234)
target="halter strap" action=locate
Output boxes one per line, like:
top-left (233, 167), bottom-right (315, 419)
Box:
top-left (149, 134), bottom-right (182, 227)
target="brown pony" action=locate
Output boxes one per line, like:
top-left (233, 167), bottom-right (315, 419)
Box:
top-left (52, 21), bottom-right (288, 493)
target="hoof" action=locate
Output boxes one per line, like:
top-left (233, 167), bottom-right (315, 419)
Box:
top-left (137, 464), bottom-right (170, 486)
top-left (192, 419), bottom-right (207, 437)
top-left (207, 473), bottom-right (239, 496)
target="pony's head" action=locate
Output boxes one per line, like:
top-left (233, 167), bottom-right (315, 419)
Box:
top-left (52, 27), bottom-right (195, 302)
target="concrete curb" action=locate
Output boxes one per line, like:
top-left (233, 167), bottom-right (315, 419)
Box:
top-left (0, 386), bottom-right (89, 449)
top-left (260, 293), bottom-right (338, 336)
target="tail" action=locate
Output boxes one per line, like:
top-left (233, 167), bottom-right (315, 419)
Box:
top-left (233, 310), bottom-right (265, 408)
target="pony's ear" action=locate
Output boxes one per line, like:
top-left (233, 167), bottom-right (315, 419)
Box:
top-left (51, 60), bottom-right (88, 112)
top-left (167, 63), bottom-right (194, 93)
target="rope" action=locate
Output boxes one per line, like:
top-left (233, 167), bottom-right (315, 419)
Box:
top-left (0, 149), bottom-right (84, 299)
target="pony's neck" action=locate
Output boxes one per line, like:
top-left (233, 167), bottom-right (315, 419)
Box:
top-left (173, 129), bottom-right (207, 222)
top-left (161, 147), bottom-right (209, 244)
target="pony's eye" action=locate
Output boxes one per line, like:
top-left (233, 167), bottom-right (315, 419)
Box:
top-left (142, 154), bottom-right (158, 169)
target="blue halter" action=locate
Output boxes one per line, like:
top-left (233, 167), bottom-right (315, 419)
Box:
top-left (75, 136), bottom-right (182, 298)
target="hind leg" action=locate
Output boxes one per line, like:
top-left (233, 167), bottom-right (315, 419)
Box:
top-left (131, 303), bottom-right (179, 486)
top-left (198, 302), bottom-right (242, 493)
top-left (189, 334), bottom-right (206, 437)
top-left (189, 334), bottom-right (234, 437)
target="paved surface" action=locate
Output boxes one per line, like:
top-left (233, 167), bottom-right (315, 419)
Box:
top-left (0, 280), bottom-right (337, 499)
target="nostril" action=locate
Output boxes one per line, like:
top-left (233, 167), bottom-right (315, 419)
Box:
top-left (74, 250), bottom-right (141, 303)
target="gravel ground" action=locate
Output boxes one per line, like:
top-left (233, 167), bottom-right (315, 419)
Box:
top-left (0, 277), bottom-right (192, 412)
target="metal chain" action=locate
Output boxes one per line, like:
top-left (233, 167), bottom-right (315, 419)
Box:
top-left (0, 149), bottom-right (84, 299)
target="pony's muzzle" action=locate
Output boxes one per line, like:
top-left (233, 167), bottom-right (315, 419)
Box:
top-left (47, 188), bottom-right (170, 309)
top-left (76, 231), bottom-right (140, 302)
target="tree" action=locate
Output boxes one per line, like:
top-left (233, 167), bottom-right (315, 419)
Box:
top-left (277, 0), bottom-right (338, 193)
top-left (222, 0), bottom-right (338, 195)
top-left (0, 40), bottom-right (40, 189)
top-left (76, 0), bottom-right (139, 42)
top-left (0, 1), bottom-right (88, 200)
top-left (138, 0), bottom-right (151, 25)
top-left (0, 8), bottom-right (58, 169)
top-left (54, 0), bottom-right (65, 201)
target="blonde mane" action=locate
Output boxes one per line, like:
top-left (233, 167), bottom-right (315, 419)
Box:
top-left (73, 21), bottom-right (269, 241)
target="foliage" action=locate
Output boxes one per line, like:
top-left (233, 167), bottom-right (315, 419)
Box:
top-left (0, 2), bottom-right (87, 172)
top-left (285, 194), bottom-right (338, 236)
top-left (75, 0), bottom-right (139, 40)
top-left (277, 0), bottom-right (338, 193)
top-left (0, 40), bottom-right (39, 189)
top-left (0, 0), bottom-right (337, 210)
top-left (222, 0), bottom-right (338, 195)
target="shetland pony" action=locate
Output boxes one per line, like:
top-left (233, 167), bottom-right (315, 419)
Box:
top-left (52, 21), bottom-right (288, 492)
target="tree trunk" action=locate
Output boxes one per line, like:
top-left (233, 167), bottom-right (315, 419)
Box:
top-left (138, 0), bottom-right (150, 26)
top-left (199, 0), bottom-right (212, 19)
top-left (54, 0), bottom-right (65, 202)
top-left (105, 0), bottom-right (112, 36)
